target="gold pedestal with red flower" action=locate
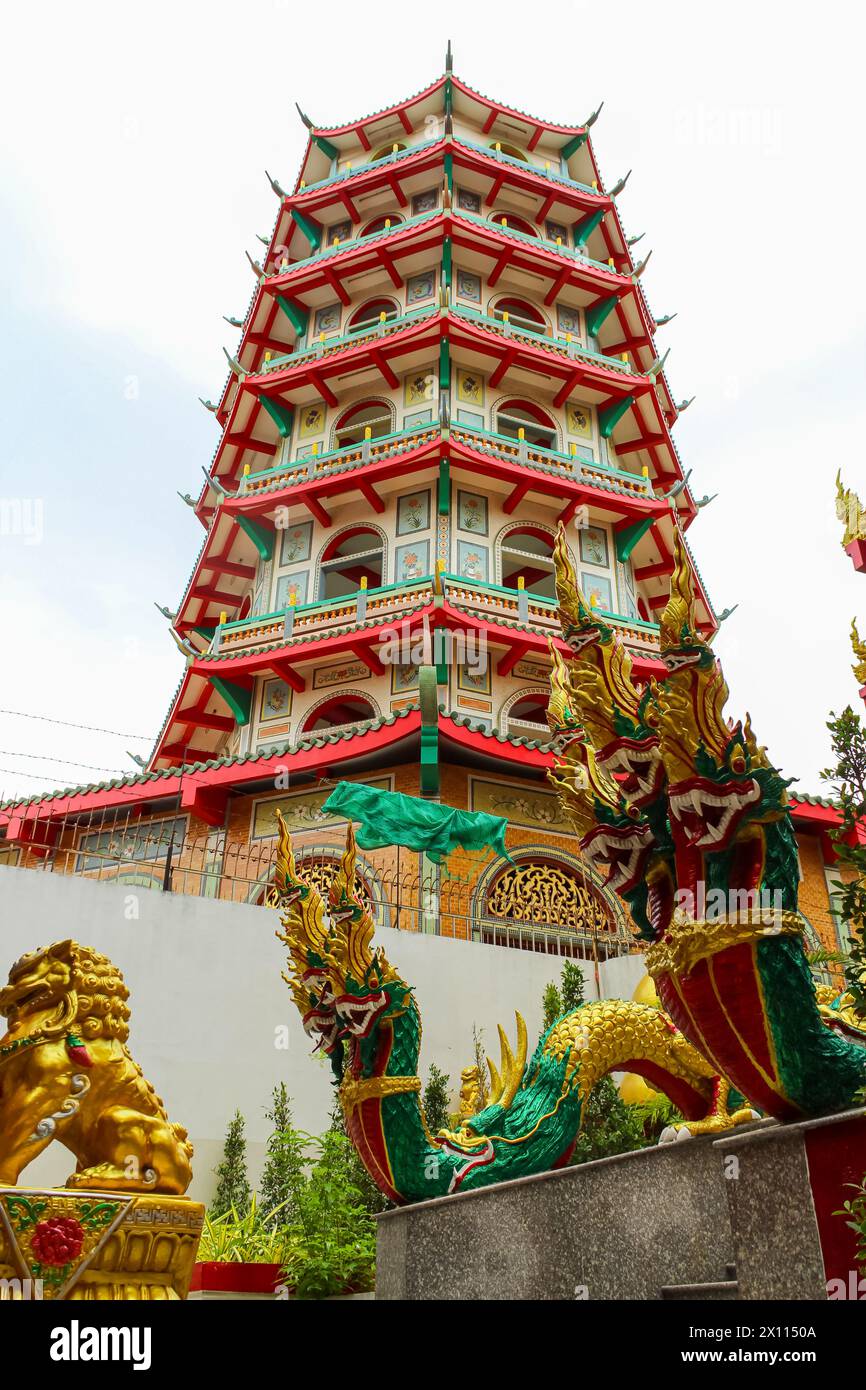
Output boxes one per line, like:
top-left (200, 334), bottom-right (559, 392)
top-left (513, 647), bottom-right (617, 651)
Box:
top-left (0, 1187), bottom-right (204, 1300)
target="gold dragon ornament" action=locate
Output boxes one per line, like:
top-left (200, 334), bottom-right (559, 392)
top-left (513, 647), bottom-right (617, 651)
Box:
top-left (0, 941), bottom-right (202, 1300)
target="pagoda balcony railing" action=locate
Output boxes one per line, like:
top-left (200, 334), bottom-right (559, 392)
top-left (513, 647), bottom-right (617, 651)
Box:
top-left (455, 137), bottom-right (600, 197)
top-left (294, 133), bottom-right (601, 203)
top-left (506, 717), bottom-right (554, 742)
top-left (271, 206), bottom-right (441, 277)
top-left (252, 301), bottom-right (636, 387)
top-left (236, 419), bottom-right (652, 504)
top-left (209, 577), bottom-right (436, 658)
top-left (295, 136), bottom-right (442, 197)
top-left (440, 574), bottom-right (661, 652)
top-left (454, 205), bottom-right (612, 271)
top-left (205, 573), bottom-right (660, 662)
top-left (257, 301), bottom-right (438, 375)
top-left (449, 302), bottom-right (635, 375)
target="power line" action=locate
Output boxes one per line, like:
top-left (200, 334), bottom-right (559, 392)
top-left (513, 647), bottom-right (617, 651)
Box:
top-left (0, 710), bottom-right (153, 741)
top-left (0, 766), bottom-right (92, 783)
top-left (0, 751), bottom-right (125, 774)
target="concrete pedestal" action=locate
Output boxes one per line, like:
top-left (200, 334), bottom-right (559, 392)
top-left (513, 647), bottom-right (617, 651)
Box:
top-left (376, 1109), bottom-right (866, 1300)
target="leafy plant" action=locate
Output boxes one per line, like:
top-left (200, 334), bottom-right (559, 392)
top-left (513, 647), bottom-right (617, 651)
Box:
top-left (199, 1196), bottom-right (293, 1264)
top-left (570, 1075), bottom-right (648, 1165)
top-left (422, 1064), bottom-right (451, 1135)
top-left (560, 959), bottom-right (586, 1013)
top-left (820, 706), bottom-right (866, 1019)
top-left (210, 1110), bottom-right (251, 1218)
top-left (542, 982), bottom-right (562, 1031)
top-left (259, 1084), bottom-right (305, 1225)
top-left (835, 1174), bottom-right (866, 1275)
top-left (281, 1130), bottom-right (377, 1299)
top-left (470, 1024), bottom-right (490, 1111)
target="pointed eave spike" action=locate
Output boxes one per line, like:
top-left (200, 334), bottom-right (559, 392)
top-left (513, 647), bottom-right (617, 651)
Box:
top-left (583, 101), bottom-right (604, 129)
top-left (265, 169), bottom-right (288, 199)
top-left (655, 312), bottom-right (678, 327)
top-left (198, 397), bottom-right (217, 412)
top-left (295, 102), bottom-right (314, 131)
top-left (609, 169), bottom-right (631, 199)
top-left (676, 396), bottom-right (695, 413)
top-left (222, 347), bottom-right (244, 377)
top-left (445, 39), bottom-right (453, 73)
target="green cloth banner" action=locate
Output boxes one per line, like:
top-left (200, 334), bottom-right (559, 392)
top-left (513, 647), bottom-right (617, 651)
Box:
top-left (321, 782), bottom-right (513, 864)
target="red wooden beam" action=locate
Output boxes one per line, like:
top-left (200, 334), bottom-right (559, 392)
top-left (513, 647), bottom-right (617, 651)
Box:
top-left (270, 658), bottom-right (306, 692)
top-left (386, 171), bottom-right (408, 207)
top-left (358, 479), bottom-right (385, 513)
top-left (180, 782), bottom-right (228, 828)
top-left (398, 107), bottom-right (413, 134)
top-left (553, 370), bottom-right (583, 408)
top-left (497, 641), bottom-right (532, 676)
top-left (489, 346), bottom-right (517, 388)
top-left (544, 265), bottom-right (572, 306)
top-left (321, 266), bottom-right (351, 305)
top-left (302, 493), bottom-right (332, 527)
top-left (503, 479), bottom-right (533, 514)
top-left (350, 641), bottom-right (385, 676)
top-left (192, 584), bottom-right (241, 606)
top-left (634, 560), bottom-right (673, 581)
top-left (487, 243), bottom-right (514, 286)
top-left (371, 348), bottom-right (399, 389)
top-left (377, 247), bottom-right (403, 288)
top-left (177, 707), bottom-right (236, 733)
top-left (307, 370), bottom-right (339, 408)
top-left (204, 557), bottom-right (257, 580)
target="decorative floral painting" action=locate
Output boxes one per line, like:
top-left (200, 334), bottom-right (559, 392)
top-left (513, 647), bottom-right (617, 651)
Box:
top-left (327, 220), bottom-right (351, 245)
top-left (407, 271), bottom-right (435, 303)
top-left (457, 370), bottom-right (483, 405)
top-left (395, 541), bottom-right (429, 581)
top-left (579, 525), bottom-right (609, 568)
top-left (298, 403), bottom-right (326, 439)
top-left (457, 661), bottom-right (491, 695)
top-left (579, 571), bottom-right (612, 613)
top-left (279, 519), bottom-right (313, 566)
top-left (567, 402), bottom-right (593, 438)
top-left (457, 541), bottom-right (488, 582)
top-left (457, 491), bottom-right (488, 535)
top-left (557, 304), bottom-right (582, 337)
top-left (403, 372), bottom-right (434, 406)
top-left (456, 269), bottom-right (481, 302)
top-left (456, 188), bottom-right (481, 214)
top-left (396, 490), bottom-right (431, 535)
top-left (314, 303), bottom-right (341, 336)
top-left (259, 678), bottom-right (292, 722)
top-left (546, 220), bottom-right (569, 245)
top-left (411, 189), bottom-right (438, 215)
top-left (403, 409), bottom-right (433, 429)
top-left (275, 571), bottom-right (308, 608)
top-left (391, 662), bottom-right (419, 694)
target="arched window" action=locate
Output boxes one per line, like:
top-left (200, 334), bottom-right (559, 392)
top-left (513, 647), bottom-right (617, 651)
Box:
top-left (319, 525), bottom-right (384, 598)
top-left (500, 524), bottom-right (556, 598)
top-left (348, 298), bottom-right (400, 333)
top-left (489, 142), bottom-right (527, 162)
top-left (490, 211), bottom-right (537, 238)
top-left (360, 213), bottom-right (404, 237)
top-left (491, 296), bottom-right (546, 336)
top-left (495, 398), bottom-right (557, 450)
top-left (506, 693), bottom-right (551, 740)
top-left (481, 856), bottom-right (618, 958)
top-left (301, 694), bottom-right (377, 734)
top-left (372, 142), bottom-right (407, 161)
top-left (333, 399), bottom-right (394, 448)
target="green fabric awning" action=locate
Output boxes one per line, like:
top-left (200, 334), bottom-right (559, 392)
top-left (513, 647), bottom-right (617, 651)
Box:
top-left (321, 782), bottom-right (513, 864)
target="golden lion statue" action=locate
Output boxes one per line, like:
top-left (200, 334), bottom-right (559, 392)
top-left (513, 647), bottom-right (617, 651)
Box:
top-left (0, 940), bottom-right (193, 1194)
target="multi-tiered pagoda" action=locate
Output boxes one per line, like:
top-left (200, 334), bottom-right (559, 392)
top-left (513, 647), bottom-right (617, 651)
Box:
top-left (0, 58), bottom-right (847, 965)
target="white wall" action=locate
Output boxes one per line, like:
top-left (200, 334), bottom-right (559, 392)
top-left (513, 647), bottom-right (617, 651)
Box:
top-left (0, 865), bottom-right (643, 1203)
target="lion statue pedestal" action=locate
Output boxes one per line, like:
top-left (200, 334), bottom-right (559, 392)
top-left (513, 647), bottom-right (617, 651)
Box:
top-left (0, 942), bottom-right (203, 1301)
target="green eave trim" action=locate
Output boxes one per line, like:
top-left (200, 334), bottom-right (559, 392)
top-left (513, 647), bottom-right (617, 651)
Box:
top-left (599, 394), bottom-right (634, 439)
top-left (313, 133), bottom-right (339, 161)
top-left (235, 514), bottom-right (274, 561)
top-left (615, 516), bottom-right (654, 563)
top-left (574, 208), bottom-right (605, 246)
top-left (210, 676), bottom-right (252, 728)
top-left (257, 395), bottom-right (295, 439)
top-left (561, 132), bottom-right (588, 160)
top-left (275, 295), bottom-right (309, 336)
top-left (291, 207), bottom-right (322, 252)
top-left (419, 667), bottom-right (440, 797)
top-left (438, 458), bottom-right (451, 515)
top-left (438, 338), bottom-right (450, 390)
top-left (585, 294), bottom-right (619, 338)
top-left (442, 235), bottom-right (452, 289)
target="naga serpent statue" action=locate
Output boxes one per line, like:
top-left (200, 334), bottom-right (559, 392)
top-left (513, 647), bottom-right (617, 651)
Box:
top-left (548, 521), bottom-right (866, 1121)
top-left (274, 817), bottom-right (757, 1205)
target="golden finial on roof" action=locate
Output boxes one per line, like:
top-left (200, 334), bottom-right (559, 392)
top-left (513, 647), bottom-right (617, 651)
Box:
top-left (836, 471), bottom-right (866, 547)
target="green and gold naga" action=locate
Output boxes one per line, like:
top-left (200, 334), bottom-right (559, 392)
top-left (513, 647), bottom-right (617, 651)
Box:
top-left (274, 525), bottom-right (865, 1204)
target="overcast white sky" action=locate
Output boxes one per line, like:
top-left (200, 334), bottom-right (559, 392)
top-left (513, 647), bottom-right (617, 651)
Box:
top-left (1, 0), bottom-right (865, 805)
